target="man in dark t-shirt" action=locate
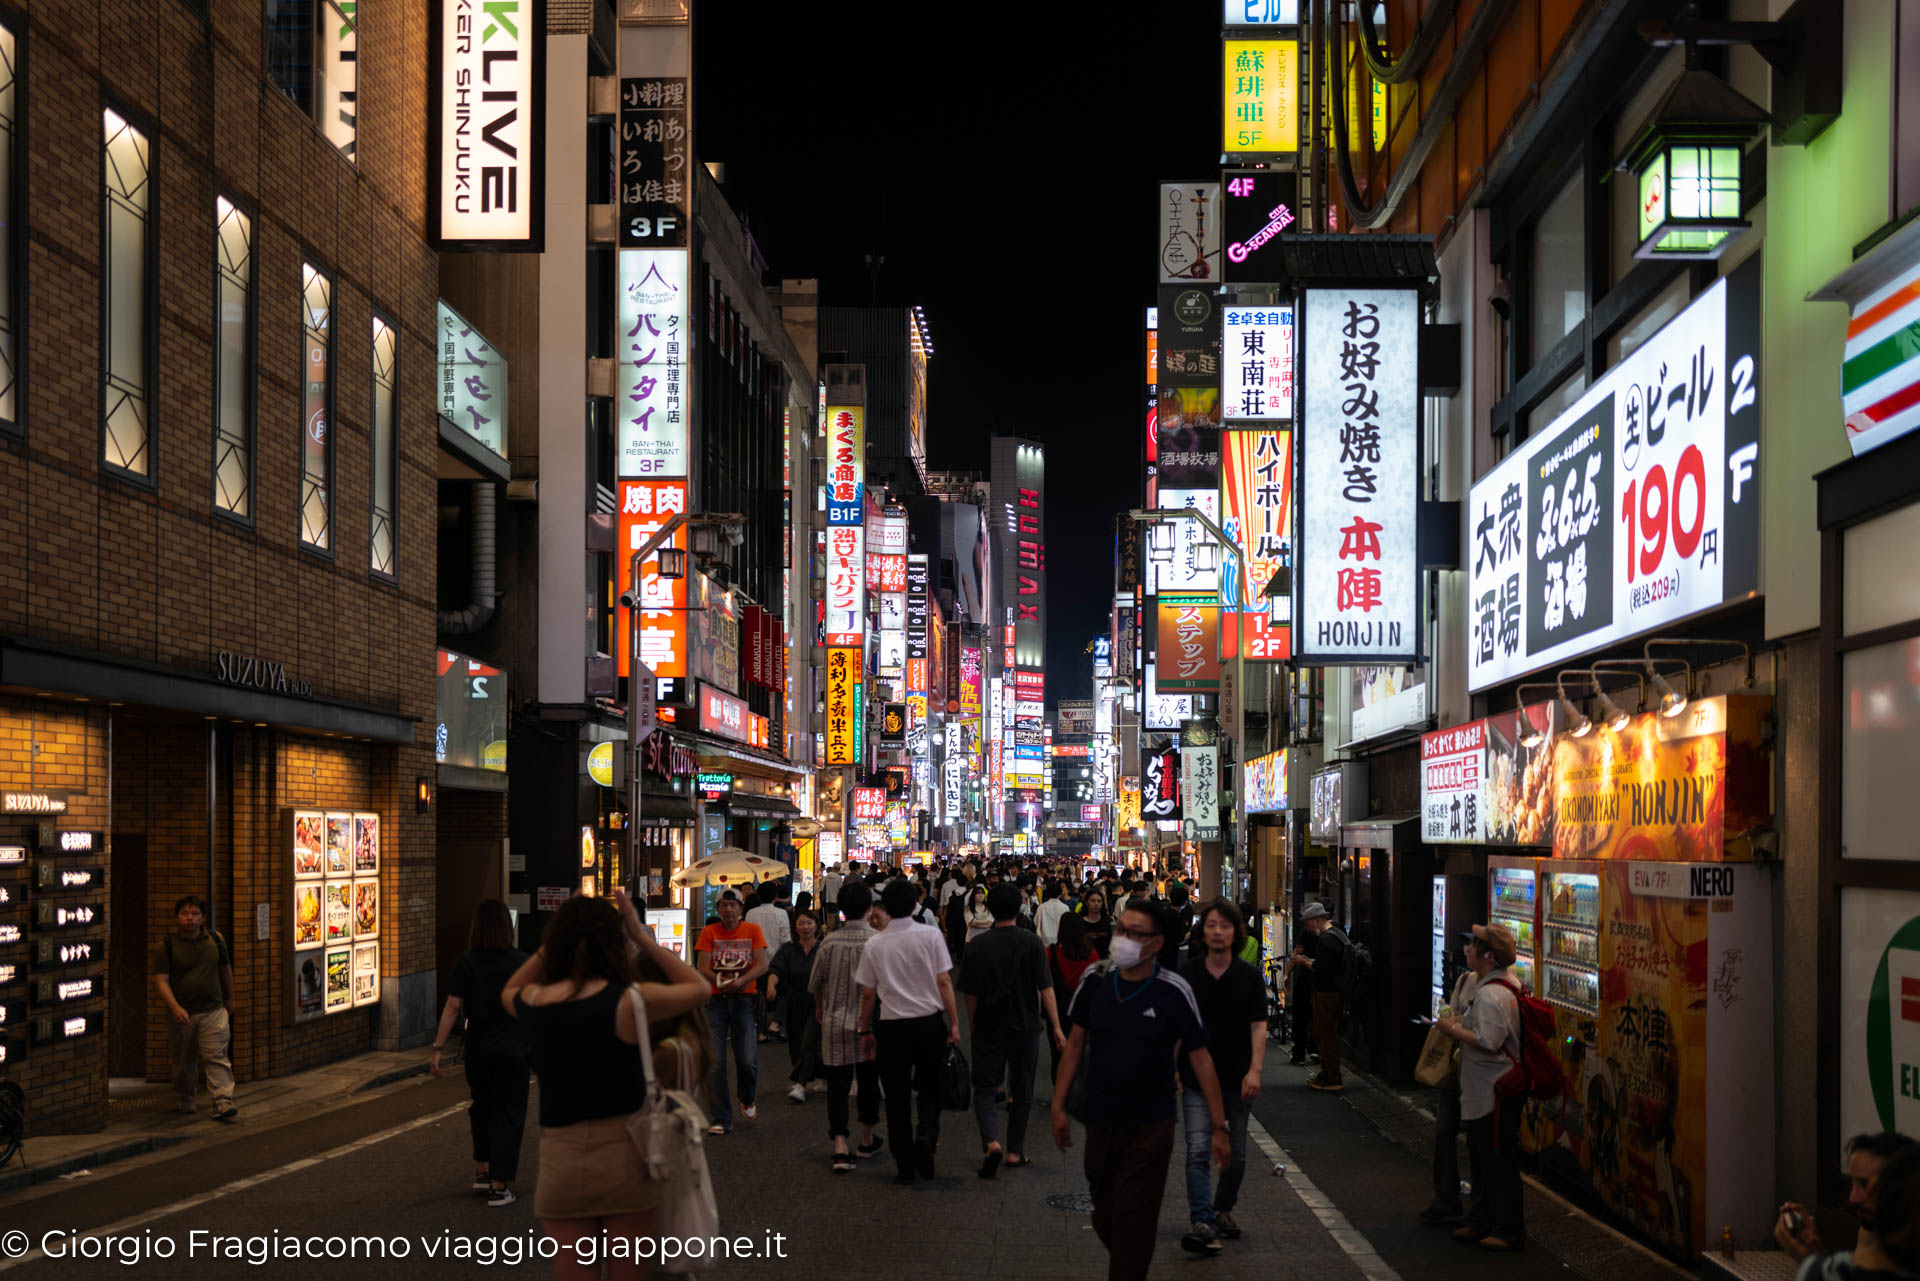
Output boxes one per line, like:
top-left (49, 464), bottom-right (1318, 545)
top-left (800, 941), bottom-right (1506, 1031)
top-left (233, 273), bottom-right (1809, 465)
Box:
top-left (152, 895), bottom-right (236, 1123)
top-left (1051, 900), bottom-right (1231, 1281)
top-left (961, 883), bottom-right (1066, 1176)
top-left (1177, 900), bottom-right (1269, 1252)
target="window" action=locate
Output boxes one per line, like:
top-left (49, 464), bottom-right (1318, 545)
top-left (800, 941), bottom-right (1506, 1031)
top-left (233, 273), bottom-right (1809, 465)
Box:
top-left (102, 107), bottom-right (153, 478)
top-left (0, 23), bottom-right (18, 431)
top-left (1528, 170), bottom-right (1586, 368)
top-left (1524, 371), bottom-right (1587, 439)
top-left (213, 197), bottom-right (255, 519)
top-left (369, 313), bottom-right (395, 576)
top-left (1605, 275), bottom-right (1688, 367)
top-left (265, 0), bottom-right (357, 160)
top-left (299, 260), bottom-right (333, 552)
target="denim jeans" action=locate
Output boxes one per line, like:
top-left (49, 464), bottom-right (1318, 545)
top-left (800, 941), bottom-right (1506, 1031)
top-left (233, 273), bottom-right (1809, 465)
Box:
top-left (1181, 1088), bottom-right (1252, 1223)
top-left (705, 994), bottom-right (758, 1130)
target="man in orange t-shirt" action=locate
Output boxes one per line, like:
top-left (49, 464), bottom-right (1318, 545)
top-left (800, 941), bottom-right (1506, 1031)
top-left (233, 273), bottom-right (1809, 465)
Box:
top-left (695, 888), bottom-right (771, 1134)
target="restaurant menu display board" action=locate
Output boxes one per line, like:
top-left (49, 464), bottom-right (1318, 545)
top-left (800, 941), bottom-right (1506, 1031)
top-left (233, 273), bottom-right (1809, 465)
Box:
top-left (288, 810), bottom-right (381, 1021)
top-left (1418, 701), bottom-right (1561, 848)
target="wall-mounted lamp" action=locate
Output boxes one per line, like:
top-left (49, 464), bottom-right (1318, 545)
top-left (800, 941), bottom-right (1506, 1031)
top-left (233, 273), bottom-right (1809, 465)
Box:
top-left (1554, 675), bottom-right (1594, 739)
top-left (1615, 64), bottom-right (1770, 260)
top-left (416, 777), bottom-right (434, 813)
top-left (1514, 682), bottom-right (1561, 749)
top-left (656, 546), bottom-right (687, 580)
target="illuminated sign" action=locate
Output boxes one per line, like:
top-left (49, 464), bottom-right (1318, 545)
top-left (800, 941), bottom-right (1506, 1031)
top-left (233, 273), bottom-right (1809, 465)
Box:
top-left (1297, 288), bottom-right (1419, 663)
top-left (1466, 257), bottom-right (1762, 690)
top-left (906, 555), bottom-right (929, 661)
top-left (1182, 746), bottom-right (1220, 837)
top-left (1222, 308), bottom-right (1293, 421)
top-left (853, 788), bottom-right (885, 821)
top-left (431, 0), bottom-right (544, 249)
top-left (2, 791), bottom-right (66, 815)
top-left (1223, 169), bottom-right (1299, 284)
top-left (32, 1010), bottom-right (99, 1044)
top-left (437, 301), bottom-right (507, 458)
top-left (35, 937), bottom-right (96, 966)
top-left (42, 831), bottom-right (102, 855)
top-left (1223, 39), bottom-right (1301, 156)
top-left (825, 526), bottom-right (865, 646)
top-left (881, 703), bottom-right (908, 741)
top-left (695, 771), bottom-right (732, 801)
top-left (35, 903), bottom-right (99, 929)
top-left (0, 848), bottom-right (22, 867)
top-left (697, 686), bottom-right (751, 745)
top-left (1158, 183), bottom-right (1221, 284)
top-left (1420, 722), bottom-right (1487, 843)
top-left (616, 249), bottom-right (689, 477)
top-left (960, 647), bottom-right (983, 719)
top-left (34, 975), bottom-right (94, 1004)
top-left (825, 648), bottom-right (863, 767)
top-left (1155, 603), bottom-right (1220, 691)
top-left (1222, 427), bottom-right (1292, 627)
top-left (826, 406), bottom-right (865, 525)
top-left (1152, 489), bottom-right (1220, 597)
top-left (1223, 0), bottom-right (1298, 21)
top-left (617, 76), bottom-right (689, 248)
top-left (1243, 749), bottom-right (1290, 813)
top-left (36, 865), bottom-right (103, 893)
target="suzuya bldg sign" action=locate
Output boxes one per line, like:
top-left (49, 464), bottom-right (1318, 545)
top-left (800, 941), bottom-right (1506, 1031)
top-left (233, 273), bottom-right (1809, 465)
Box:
top-left (1296, 288), bottom-right (1420, 663)
top-left (430, 0), bottom-right (546, 250)
top-left (1466, 255), bottom-right (1762, 690)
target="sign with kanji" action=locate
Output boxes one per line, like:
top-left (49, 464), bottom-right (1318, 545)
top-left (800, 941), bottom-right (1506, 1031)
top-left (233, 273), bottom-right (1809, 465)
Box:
top-left (825, 525), bottom-right (865, 647)
top-left (1142, 747), bottom-right (1182, 821)
top-left (824, 647), bottom-right (862, 767)
top-left (1221, 427), bottom-right (1292, 625)
top-left (1420, 721), bottom-right (1487, 844)
top-left (1466, 256), bottom-right (1762, 691)
top-left (1223, 39), bottom-right (1301, 156)
top-left (1222, 308), bottom-right (1294, 421)
top-left (826, 406), bottom-right (865, 526)
top-left (437, 301), bottom-right (507, 457)
top-left (617, 76), bottom-right (689, 247)
top-left (615, 479), bottom-right (687, 678)
top-left (1155, 603), bottom-right (1220, 691)
top-left (1297, 288), bottom-right (1420, 663)
top-left (616, 249), bottom-right (688, 477)
top-left (1181, 745), bottom-right (1220, 838)
top-left (853, 787), bottom-right (885, 821)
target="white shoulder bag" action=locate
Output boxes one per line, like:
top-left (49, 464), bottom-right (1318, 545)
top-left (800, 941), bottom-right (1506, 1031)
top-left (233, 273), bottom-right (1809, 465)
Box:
top-left (624, 985), bottom-right (719, 1260)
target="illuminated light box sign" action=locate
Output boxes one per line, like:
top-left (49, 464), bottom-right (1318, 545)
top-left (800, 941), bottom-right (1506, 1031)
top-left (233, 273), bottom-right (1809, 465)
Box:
top-left (826, 406), bottom-right (866, 525)
top-left (34, 975), bottom-right (96, 1005)
top-left (0, 848), bottom-right (21, 868)
top-left (37, 864), bottom-right (103, 893)
top-left (1158, 182), bottom-right (1221, 284)
top-left (824, 648), bottom-right (863, 767)
top-left (35, 936), bottom-right (97, 967)
top-left (0, 1002), bottom-right (19, 1029)
top-left (0, 883), bottom-right (21, 910)
top-left (698, 686), bottom-right (751, 745)
top-left (616, 249), bottom-right (689, 477)
top-left (1465, 256), bottom-right (1761, 690)
top-left (616, 480), bottom-right (689, 679)
top-left (1223, 39), bottom-right (1301, 156)
top-left (0, 964), bottom-right (19, 988)
top-left (2, 790), bottom-right (67, 815)
top-left (824, 526), bottom-right (866, 646)
top-left (616, 76), bottom-right (689, 248)
top-left (35, 903), bottom-right (100, 930)
top-left (0, 924), bottom-right (20, 946)
top-left (1222, 308), bottom-right (1294, 421)
top-left (437, 301), bottom-right (507, 459)
top-left (40, 830), bottom-right (103, 855)
top-left (1296, 287), bottom-right (1420, 663)
top-left (32, 1011), bottom-right (100, 1045)
top-left (1222, 169), bottom-right (1299, 285)
top-left (1420, 720), bottom-right (1487, 844)
top-left (695, 771), bottom-right (733, 801)
top-left (1223, 0), bottom-right (1298, 22)
top-left (430, 0), bottom-right (546, 250)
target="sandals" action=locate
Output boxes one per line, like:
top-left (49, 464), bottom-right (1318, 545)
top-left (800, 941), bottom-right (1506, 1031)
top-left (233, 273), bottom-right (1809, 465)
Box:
top-left (1002, 1154), bottom-right (1031, 1169)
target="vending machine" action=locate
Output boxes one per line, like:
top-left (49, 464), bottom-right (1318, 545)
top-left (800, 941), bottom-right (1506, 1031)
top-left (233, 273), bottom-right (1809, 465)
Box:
top-left (1487, 858), bottom-right (1538, 994)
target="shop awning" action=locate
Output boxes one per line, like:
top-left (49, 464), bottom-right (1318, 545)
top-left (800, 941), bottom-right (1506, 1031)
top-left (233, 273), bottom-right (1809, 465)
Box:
top-left (633, 794), bottom-right (697, 825)
top-left (1338, 813), bottom-right (1421, 853)
top-left (0, 635), bottom-right (416, 744)
top-left (727, 795), bottom-right (803, 820)
top-left (1273, 233), bottom-right (1440, 296)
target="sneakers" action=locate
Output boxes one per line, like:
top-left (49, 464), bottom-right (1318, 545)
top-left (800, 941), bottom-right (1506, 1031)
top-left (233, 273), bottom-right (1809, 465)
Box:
top-left (742, 1103), bottom-right (758, 1121)
top-left (1306, 1073), bottom-right (1344, 1092)
top-left (1215, 1212), bottom-right (1241, 1239)
top-left (787, 1084), bottom-right (807, 1104)
top-left (212, 1107), bottom-right (239, 1124)
top-left (855, 1138), bottom-right (886, 1159)
top-left (706, 1123), bottom-right (727, 1136)
top-left (1180, 1222), bottom-right (1224, 1255)
top-left (486, 1186), bottom-right (515, 1208)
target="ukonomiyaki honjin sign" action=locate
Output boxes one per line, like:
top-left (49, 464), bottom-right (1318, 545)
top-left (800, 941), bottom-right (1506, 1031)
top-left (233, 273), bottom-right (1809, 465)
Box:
top-left (1296, 288), bottom-right (1420, 662)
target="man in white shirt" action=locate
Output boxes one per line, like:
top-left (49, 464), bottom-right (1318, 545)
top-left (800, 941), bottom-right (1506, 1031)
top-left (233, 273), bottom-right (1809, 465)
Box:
top-left (747, 882), bottom-right (792, 1037)
top-left (820, 865), bottom-right (844, 919)
top-left (1435, 923), bottom-right (1524, 1252)
top-left (856, 879), bottom-right (962, 1185)
top-left (1035, 880), bottom-right (1071, 945)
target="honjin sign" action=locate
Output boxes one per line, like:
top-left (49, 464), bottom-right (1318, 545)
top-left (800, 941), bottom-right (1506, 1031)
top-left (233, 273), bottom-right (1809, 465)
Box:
top-left (433, 0), bottom-right (546, 249)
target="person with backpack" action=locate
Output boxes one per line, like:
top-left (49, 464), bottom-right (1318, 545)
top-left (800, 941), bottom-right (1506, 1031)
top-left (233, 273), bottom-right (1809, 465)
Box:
top-left (153, 895), bottom-right (238, 1123)
top-left (961, 883), bottom-right (1065, 1177)
top-left (1435, 923), bottom-right (1526, 1252)
top-left (1292, 902), bottom-right (1355, 1092)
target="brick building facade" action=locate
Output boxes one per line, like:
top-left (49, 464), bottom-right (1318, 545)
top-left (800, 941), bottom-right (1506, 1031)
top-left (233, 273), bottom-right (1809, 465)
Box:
top-left (0, 0), bottom-right (443, 1132)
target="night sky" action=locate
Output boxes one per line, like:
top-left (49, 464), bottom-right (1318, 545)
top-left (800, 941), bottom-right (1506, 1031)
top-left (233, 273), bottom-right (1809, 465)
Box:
top-left (694, 4), bottom-right (1222, 707)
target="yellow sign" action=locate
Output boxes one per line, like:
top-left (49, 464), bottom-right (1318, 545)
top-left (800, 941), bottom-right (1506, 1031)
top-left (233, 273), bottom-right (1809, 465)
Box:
top-left (1223, 39), bottom-right (1300, 155)
top-left (825, 647), bottom-right (862, 767)
top-left (482, 740), bottom-right (507, 772)
top-left (587, 741), bottom-right (614, 788)
top-left (1116, 779), bottom-right (1142, 833)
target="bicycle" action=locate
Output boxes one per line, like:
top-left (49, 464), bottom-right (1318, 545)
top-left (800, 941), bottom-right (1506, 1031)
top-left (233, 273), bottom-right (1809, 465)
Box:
top-left (1264, 957), bottom-right (1292, 1045)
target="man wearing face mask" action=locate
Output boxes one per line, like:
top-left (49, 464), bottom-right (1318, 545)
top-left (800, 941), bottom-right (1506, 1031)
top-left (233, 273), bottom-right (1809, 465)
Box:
top-left (1051, 898), bottom-right (1231, 1281)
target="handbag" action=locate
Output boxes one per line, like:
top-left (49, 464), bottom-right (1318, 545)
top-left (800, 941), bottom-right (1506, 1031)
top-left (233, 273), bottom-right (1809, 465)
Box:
top-left (1061, 961), bottom-right (1110, 1123)
top-left (1412, 1021), bottom-right (1460, 1089)
top-left (940, 1042), bottom-right (972, 1111)
top-left (624, 986), bottom-right (719, 1264)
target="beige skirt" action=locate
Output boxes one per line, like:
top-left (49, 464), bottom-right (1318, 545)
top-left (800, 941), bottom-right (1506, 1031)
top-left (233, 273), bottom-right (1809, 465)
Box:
top-left (533, 1114), bottom-right (665, 1220)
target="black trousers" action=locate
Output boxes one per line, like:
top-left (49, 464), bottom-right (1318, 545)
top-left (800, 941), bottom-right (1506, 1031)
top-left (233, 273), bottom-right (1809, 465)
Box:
top-left (822, 1057), bottom-right (879, 1139)
top-left (1429, 1086), bottom-right (1465, 1215)
top-left (1465, 1094), bottom-right (1525, 1240)
top-left (874, 1013), bottom-right (946, 1170)
top-left (972, 1028), bottom-right (1041, 1155)
top-left (464, 1046), bottom-right (530, 1184)
top-left (1086, 1119), bottom-right (1177, 1281)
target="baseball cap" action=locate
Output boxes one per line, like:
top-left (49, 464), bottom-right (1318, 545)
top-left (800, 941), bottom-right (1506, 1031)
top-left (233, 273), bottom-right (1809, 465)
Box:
top-left (1299, 902), bottom-right (1330, 922)
top-left (717, 888), bottom-right (743, 904)
top-left (1472, 923), bottom-right (1518, 966)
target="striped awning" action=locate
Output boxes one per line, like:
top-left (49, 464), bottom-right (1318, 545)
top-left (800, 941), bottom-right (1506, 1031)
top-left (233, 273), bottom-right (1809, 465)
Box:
top-left (1843, 264), bottom-right (1920, 454)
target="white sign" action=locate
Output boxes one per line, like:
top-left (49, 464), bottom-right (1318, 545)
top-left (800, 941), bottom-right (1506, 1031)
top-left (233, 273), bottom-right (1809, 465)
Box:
top-left (1419, 720), bottom-right (1486, 843)
top-left (1153, 489), bottom-right (1221, 596)
top-left (1181, 745), bottom-right (1220, 837)
top-left (616, 249), bottom-right (689, 477)
top-left (1143, 667), bottom-right (1194, 729)
top-left (1298, 288), bottom-right (1420, 661)
top-left (1466, 258), bottom-right (1762, 691)
top-left (878, 629), bottom-right (906, 675)
top-left (1222, 307), bottom-right (1294, 421)
top-left (1223, 0), bottom-right (1299, 22)
top-left (438, 301), bottom-right (507, 458)
top-left (824, 525), bottom-right (865, 646)
top-left (871, 514), bottom-right (908, 556)
top-left (435, 0), bottom-right (539, 246)
top-left (1158, 182), bottom-right (1221, 284)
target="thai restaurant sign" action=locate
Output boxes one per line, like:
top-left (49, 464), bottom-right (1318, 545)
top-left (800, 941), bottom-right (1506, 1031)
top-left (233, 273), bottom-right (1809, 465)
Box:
top-left (1551, 694), bottom-right (1772, 862)
top-left (431, 0), bottom-right (545, 249)
top-left (1467, 256), bottom-right (1763, 690)
top-left (616, 250), bottom-right (689, 477)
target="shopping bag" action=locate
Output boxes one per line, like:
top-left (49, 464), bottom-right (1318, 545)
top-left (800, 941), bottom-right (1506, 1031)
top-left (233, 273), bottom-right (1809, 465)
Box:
top-left (625, 987), bottom-right (719, 1268)
top-left (1413, 1022), bottom-right (1459, 1089)
top-left (940, 1043), bottom-right (972, 1111)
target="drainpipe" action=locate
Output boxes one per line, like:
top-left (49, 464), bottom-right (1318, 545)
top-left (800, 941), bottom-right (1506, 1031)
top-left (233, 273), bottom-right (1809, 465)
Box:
top-left (438, 481), bottom-right (498, 634)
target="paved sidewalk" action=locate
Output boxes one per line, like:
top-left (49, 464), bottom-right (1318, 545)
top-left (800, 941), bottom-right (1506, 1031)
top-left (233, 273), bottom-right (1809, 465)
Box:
top-left (703, 1033), bottom-right (1369, 1280)
top-left (0, 1047), bottom-right (443, 1193)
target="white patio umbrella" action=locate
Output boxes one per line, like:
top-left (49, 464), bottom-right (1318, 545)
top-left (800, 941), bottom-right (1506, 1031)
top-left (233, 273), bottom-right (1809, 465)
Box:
top-left (670, 845), bottom-right (789, 889)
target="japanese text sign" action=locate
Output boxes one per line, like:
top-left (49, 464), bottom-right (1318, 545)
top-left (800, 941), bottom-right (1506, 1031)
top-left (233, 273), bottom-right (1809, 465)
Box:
top-left (960, 647), bottom-right (983, 719)
top-left (616, 480), bottom-right (687, 679)
top-left (907, 554), bottom-right (930, 660)
top-left (853, 787), bottom-right (885, 821)
top-left (824, 648), bottom-right (862, 767)
top-left (1297, 288), bottom-right (1419, 663)
top-left (617, 76), bottom-right (688, 247)
top-left (1223, 0), bottom-right (1298, 22)
top-left (698, 685), bottom-right (750, 744)
top-left (437, 301), bottom-right (507, 457)
top-left (616, 249), bottom-right (688, 477)
top-left (1223, 39), bottom-right (1300, 156)
top-left (1155, 603), bottom-right (1220, 690)
top-left (1222, 308), bottom-right (1294, 420)
top-left (1221, 427), bottom-right (1292, 618)
top-left (825, 526), bottom-right (865, 647)
top-left (1142, 747), bottom-right (1182, 820)
top-left (1243, 748), bottom-right (1289, 813)
top-left (826, 406), bottom-right (865, 526)
top-left (1467, 256), bottom-right (1762, 690)
top-left (1182, 745), bottom-right (1220, 837)
top-left (1420, 720), bottom-right (1487, 844)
